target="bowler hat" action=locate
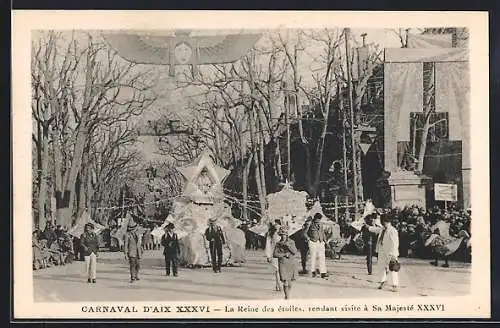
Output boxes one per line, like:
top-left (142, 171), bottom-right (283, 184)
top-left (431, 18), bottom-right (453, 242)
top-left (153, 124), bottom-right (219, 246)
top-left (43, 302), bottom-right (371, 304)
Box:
top-left (209, 217), bottom-right (217, 223)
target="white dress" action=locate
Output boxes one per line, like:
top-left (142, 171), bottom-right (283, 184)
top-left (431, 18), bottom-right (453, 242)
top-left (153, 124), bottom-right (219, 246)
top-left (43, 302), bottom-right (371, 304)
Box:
top-left (265, 232), bottom-right (280, 271)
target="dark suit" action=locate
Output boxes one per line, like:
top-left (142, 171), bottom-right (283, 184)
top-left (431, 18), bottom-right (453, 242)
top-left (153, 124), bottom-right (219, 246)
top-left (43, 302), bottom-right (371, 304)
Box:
top-left (205, 224), bottom-right (225, 272)
top-left (161, 231), bottom-right (180, 276)
top-left (80, 232), bottom-right (99, 256)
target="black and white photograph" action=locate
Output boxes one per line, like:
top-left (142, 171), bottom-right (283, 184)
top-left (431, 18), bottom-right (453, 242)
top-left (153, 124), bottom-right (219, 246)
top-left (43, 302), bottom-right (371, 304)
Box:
top-left (12, 11), bottom-right (489, 319)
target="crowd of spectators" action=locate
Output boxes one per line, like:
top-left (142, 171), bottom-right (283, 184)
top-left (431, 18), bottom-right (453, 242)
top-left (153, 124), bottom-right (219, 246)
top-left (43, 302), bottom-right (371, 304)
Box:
top-left (32, 222), bottom-right (74, 270)
top-left (341, 205), bottom-right (472, 262)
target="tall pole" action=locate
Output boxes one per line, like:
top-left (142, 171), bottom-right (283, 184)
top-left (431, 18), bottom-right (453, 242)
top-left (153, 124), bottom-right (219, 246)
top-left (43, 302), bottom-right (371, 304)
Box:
top-left (286, 91), bottom-right (291, 183)
top-left (345, 28), bottom-right (359, 217)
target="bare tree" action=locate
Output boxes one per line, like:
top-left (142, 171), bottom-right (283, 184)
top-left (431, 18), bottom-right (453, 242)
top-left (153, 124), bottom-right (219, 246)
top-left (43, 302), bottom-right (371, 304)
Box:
top-left (32, 31), bottom-right (156, 228)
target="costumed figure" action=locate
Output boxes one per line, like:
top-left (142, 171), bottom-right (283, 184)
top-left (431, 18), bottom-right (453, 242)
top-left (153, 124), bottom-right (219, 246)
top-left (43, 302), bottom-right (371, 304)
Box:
top-left (425, 215), bottom-right (469, 268)
top-left (273, 225), bottom-right (298, 300)
top-left (303, 213), bottom-right (328, 279)
top-left (265, 220), bottom-right (282, 292)
top-left (366, 213), bottom-right (400, 292)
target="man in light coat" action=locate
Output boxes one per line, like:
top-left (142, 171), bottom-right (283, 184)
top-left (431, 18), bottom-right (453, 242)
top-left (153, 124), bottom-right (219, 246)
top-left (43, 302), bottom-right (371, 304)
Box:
top-left (124, 218), bottom-right (143, 283)
top-left (366, 213), bottom-right (399, 292)
top-left (303, 213), bottom-right (328, 279)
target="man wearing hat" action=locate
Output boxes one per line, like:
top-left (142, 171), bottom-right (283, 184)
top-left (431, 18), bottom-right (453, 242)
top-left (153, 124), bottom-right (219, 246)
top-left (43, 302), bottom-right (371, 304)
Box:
top-left (303, 213), bottom-right (328, 278)
top-left (161, 223), bottom-right (180, 277)
top-left (124, 218), bottom-right (143, 282)
top-left (80, 222), bottom-right (99, 283)
top-left (204, 217), bottom-right (226, 273)
top-left (365, 213), bottom-right (399, 292)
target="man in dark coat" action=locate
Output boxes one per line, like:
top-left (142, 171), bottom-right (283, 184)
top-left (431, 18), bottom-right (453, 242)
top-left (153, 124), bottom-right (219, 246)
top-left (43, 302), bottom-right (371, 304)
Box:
top-left (161, 223), bottom-right (180, 276)
top-left (124, 218), bottom-right (143, 283)
top-left (80, 223), bottom-right (99, 283)
top-left (292, 219), bottom-right (310, 275)
top-left (204, 217), bottom-right (225, 273)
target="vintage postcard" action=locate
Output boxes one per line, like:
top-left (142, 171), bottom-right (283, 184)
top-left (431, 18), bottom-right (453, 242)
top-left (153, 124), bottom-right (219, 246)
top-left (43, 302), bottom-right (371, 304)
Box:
top-left (12, 11), bottom-right (490, 319)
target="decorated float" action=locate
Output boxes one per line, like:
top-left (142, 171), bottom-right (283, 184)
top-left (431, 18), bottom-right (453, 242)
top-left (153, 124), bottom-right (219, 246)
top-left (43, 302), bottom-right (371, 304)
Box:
top-left (250, 182), bottom-right (347, 258)
top-left (161, 152), bottom-right (245, 267)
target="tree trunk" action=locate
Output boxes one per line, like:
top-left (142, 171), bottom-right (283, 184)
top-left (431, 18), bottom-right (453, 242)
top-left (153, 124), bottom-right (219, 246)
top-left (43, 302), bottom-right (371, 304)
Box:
top-left (275, 138), bottom-right (283, 184)
top-left (242, 152), bottom-right (253, 221)
top-left (313, 100), bottom-right (331, 198)
top-left (258, 121), bottom-right (267, 198)
top-left (248, 109), bottom-right (267, 217)
top-left (416, 114), bottom-right (431, 173)
top-left (38, 128), bottom-right (50, 230)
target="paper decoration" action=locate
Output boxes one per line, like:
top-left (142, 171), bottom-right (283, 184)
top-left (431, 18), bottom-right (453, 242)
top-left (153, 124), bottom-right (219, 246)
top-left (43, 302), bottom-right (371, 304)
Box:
top-left (161, 152), bottom-right (245, 266)
top-left (103, 31), bottom-right (261, 77)
top-left (177, 151), bottom-right (229, 204)
top-left (68, 210), bottom-right (105, 238)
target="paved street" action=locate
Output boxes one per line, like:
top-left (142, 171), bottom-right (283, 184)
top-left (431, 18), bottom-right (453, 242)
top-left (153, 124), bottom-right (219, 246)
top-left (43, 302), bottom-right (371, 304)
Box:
top-left (34, 250), bottom-right (470, 302)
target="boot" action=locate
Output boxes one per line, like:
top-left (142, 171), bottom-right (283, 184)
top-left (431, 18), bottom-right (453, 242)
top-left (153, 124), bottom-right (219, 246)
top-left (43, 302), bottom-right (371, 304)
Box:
top-left (283, 286), bottom-right (290, 299)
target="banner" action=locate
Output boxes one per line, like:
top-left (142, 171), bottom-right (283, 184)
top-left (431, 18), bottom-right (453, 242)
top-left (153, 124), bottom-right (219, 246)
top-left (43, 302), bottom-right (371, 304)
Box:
top-left (435, 62), bottom-right (470, 167)
top-left (383, 62), bottom-right (423, 171)
top-left (434, 183), bottom-right (458, 202)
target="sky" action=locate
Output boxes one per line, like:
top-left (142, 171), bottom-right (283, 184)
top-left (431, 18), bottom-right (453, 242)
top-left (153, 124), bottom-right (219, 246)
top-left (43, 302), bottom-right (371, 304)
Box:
top-left (54, 28), bottom-right (414, 164)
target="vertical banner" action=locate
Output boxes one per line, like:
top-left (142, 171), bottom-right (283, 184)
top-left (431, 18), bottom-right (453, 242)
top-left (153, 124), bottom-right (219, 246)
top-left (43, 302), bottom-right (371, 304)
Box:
top-left (383, 62), bottom-right (423, 171)
top-left (435, 62), bottom-right (470, 161)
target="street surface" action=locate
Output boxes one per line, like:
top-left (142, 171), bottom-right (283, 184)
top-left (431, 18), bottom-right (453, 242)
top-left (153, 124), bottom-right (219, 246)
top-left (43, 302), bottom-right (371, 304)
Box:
top-left (34, 250), bottom-right (470, 301)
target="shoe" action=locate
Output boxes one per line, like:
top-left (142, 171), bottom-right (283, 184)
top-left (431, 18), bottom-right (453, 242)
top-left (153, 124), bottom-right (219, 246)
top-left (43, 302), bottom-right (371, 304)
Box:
top-left (87, 278), bottom-right (92, 283)
top-left (129, 278), bottom-right (135, 283)
top-left (430, 261), bottom-right (438, 266)
top-left (442, 263), bottom-right (450, 268)
top-left (391, 285), bottom-right (398, 292)
top-left (135, 277), bottom-right (140, 281)
top-left (166, 272), bottom-right (170, 276)
top-left (173, 273), bottom-right (178, 277)
top-left (377, 282), bottom-right (385, 290)
top-left (321, 273), bottom-right (329, 279)
top-left (311, 272), bottom-right (317, 278)
top-left (92, 279), bottom-right (96, 283)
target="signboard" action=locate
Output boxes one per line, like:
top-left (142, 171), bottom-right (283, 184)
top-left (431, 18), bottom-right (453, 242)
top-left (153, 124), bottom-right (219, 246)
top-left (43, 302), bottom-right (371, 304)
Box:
top-left (434, 183), bottom-right (458, 202)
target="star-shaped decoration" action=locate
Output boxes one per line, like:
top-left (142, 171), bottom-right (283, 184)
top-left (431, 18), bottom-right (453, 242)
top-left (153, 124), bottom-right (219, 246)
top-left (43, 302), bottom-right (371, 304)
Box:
top-left (177, 151), bottom-right (230, 201)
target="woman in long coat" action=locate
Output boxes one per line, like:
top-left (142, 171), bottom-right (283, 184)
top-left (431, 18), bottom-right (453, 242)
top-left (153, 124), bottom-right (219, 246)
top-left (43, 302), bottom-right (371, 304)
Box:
top-left (273, 225), bottom-right (298, 299)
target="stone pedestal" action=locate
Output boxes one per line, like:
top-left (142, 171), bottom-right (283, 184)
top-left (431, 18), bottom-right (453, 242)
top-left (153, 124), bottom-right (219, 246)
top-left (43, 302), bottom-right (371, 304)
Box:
top-left (379, 170), bottom-right (430, 209)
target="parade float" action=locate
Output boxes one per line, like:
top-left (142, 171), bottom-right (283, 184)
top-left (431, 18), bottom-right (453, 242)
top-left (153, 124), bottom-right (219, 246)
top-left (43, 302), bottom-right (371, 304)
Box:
top-left (250, 182), bottom-right (347, 258)
top-left (160, 152), bottom-right (245, 267)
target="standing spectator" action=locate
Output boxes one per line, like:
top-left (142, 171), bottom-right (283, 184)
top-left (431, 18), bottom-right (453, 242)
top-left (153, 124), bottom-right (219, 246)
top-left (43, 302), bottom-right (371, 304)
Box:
top-left (204, 217), bottom-right (225, 273)
top-left (273, 225), bottom-right (298, 300)
top-left (265, 221), bottom-right (281, 292)
top-left (124, 218), bottom-right (143, 283)
top-left (398, 222), bottom-right (410, 258)
top-left (152, 224), bottom-right (162, 250)
top-left (362, 213), bottom-right (378, 275)
top-left (80, 223), bottom-right (99, 283)
top-left (161, 223), bottom-right (180, 277)
top-left (303, 213), bottom-right (328, 278)
top-left (293, 218), bottom-right (310, 275)
top-left (367, 213), bottom-right (400, 292)
top-left (142, 227), bottom-right (153, 251)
